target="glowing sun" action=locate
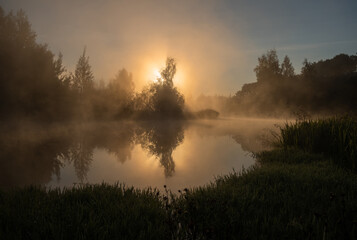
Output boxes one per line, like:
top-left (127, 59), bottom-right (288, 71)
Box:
top-left (153, 69), bottom-right (161, 82)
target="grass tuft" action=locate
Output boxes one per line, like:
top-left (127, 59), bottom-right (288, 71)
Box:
top-left (277, 116), bottom-right (357, 171)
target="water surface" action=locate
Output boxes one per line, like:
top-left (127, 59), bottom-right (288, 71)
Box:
top-left (0, 118), bottom-right (280, 191)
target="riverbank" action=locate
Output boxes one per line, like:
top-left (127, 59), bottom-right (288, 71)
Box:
top-left (0, 118), bottom-right (356, 239)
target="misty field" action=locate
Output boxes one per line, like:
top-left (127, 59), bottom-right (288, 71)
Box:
top-left (1, 118), bottom-right (356, 239)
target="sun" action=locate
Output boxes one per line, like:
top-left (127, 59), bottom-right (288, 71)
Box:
top-left (144, 59), bottom-right (185, 88)
top-left (153, 69), bottom-right (161, 82)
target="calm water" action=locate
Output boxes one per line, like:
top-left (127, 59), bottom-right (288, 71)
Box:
top-left (0, 118), bottom-right (280, 191)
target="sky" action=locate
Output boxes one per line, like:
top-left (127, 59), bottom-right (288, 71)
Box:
top-left (1, 0), bottom-right (356, 96)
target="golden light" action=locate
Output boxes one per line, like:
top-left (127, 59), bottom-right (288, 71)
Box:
top-left (139, 54), bottom-right (186, 92)
top-left (153, 69), bottom-right (161, 82)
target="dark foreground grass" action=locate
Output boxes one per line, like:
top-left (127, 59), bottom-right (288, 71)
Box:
top-left (168, 159), bottom-right (357, 239)
top-left (0, 185), bottom-right (169, 240)
top-left (277, 116), bottom-right (357, 171)
top-left (1, 118), bottom-right (357, 239)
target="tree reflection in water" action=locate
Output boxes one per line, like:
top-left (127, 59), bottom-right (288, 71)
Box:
top-left (136, 121), bottom-right (185, 177)
top-left (91, 123), bottom-right (135, 164)
top-left (0, 131), bottom-right (69, 188)
top-left (67, 137), bottom-right (93, 183)
top-left (0, 121), bottom-right (185, 187)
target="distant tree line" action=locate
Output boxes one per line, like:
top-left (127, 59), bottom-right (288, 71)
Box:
top-left (228, 50), bottom-right (357, 117)
top-left (0, 7), bottom-right (185, 123)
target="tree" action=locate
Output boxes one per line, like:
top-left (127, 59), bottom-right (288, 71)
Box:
top-left (254, 49), bottom-right (282, 82)
top-left (301, 59), bottom-right (316, 77)
top-left (54, 52), bottom-right (72, 87)
top-left (73, 48), bottom-right (94, 94)
top-left (108, 68), bottom-right (134, 102)
top-left (281, 55), bottom-right (295, 78)
top-left (134, 57), bottom-right (185, 118)
top-left (0, 7), bottom-right (71, 121)
top-left (160, 57), bottom-right (176, 87)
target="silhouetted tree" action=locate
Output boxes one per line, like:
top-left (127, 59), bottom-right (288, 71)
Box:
top-left (281, 55), bottom-right (295, 78)
top-left (0, 7), bottom-right (72, 121)
top-left (254, 49), bottom-right (282, 82)
top-left (160, 57), bottom-right (176, 87)
top-left (134, 57), bottom-right (185, 118)
top-left (54, 52), bottom-right (72, 87)
top-left (108, 68), bottom-right (134, 103)
top-left (73, 48), bottom-right (94, 94)
top-left (301, 59), bottom-right (316, 78)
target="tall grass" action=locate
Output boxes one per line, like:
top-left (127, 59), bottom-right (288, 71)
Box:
top-left (277, 116), bottom-right (357, 171)
top-left (0, 184), bottom-right (169, 239)
top-left (170, 163), bottom-right (357, 239)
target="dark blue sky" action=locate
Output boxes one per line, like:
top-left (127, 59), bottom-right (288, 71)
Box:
top-left (1, 0), bottom-right (356, 95)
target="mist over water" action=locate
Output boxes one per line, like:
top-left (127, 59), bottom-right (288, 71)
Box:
top-left (0, 119), bottom-right (280, 191)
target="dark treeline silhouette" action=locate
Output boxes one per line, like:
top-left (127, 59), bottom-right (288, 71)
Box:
top-left (0, 7), bottom-right (187, 124)
top-left (0, 8), bottom-right (75, 122)
top-left (228, 49), bottom-right (357, 117)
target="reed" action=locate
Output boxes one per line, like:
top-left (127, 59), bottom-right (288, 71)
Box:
top-left (277, 116), bottom-right (357, 171)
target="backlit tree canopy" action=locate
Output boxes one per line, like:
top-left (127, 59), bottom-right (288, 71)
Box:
top-left (134, 57), bottom-right (185, 118)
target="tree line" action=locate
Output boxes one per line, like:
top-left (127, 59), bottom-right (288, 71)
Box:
top-left (0, 7), bottom-right (185, 123)
top-left (227, 50), bottom-right (357, 117)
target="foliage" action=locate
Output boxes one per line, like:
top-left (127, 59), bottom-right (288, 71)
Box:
top-left (0, 7), bottom-right (73, 121)
top-left (73, 48), bottom-right (94, 95)
top-left (276, 117), bottom-right (357, 172)
top-left (159, 57), bottom-right (176, 87)
top-left (254, 49), bottom-right (282, 82)
top-left (231, 50), bottom-right (357, 117)
top-left (281, 55), bottom-right (295, 78)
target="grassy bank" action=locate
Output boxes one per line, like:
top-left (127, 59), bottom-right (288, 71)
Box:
top-left (1, 118), bottom-right (356, 239)
top-left (0, 185), bottom-right (169, 239)
top-left (277, 116), bottom-right (357, 171)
